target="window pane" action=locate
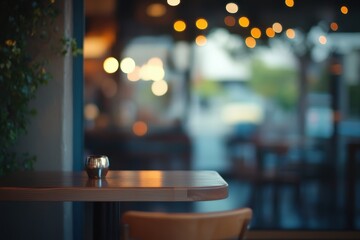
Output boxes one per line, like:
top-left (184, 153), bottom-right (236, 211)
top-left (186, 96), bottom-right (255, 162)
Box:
top-left (84, 0), bottom-right (360, 230)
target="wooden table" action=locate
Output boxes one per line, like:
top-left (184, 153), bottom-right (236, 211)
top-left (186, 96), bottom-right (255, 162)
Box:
top-left (0, 170), bottom-right (228, 239)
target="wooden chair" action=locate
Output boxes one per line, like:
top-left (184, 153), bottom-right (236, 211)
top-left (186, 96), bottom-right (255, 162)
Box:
top-left (121, 208), bottom-right (252, 240)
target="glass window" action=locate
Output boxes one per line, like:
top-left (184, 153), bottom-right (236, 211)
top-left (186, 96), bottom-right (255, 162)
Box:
top-left (84, 0), bottom-right (360, 230)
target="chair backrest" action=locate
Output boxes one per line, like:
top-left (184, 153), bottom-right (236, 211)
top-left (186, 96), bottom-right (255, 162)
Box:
top-left (122, 208), bottom-right (252, 240)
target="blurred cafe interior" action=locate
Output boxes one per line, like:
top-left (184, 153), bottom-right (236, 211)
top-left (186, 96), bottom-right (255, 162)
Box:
top-left (1, 0), bottom-right (360, 239)
top-left (84, 0), bottom-right (360, 232)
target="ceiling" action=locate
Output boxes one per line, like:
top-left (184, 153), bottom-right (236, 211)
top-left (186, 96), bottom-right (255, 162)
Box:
top-left (85, 0), bottom-right (360, 57)
top-left (114, 0), bottom-right (360, 31)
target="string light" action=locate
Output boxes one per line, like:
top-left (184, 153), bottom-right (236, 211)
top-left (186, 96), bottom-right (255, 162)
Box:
top-left (272, 22), bottom-right (283, 33)
top-left (127, 66), bottom-right (141, 82)
top-left (319, 35), bottom-right (327, 45)
top-left (285, 0), bottom-right (294, 7)
top-left (196, 18), bottom-right (208, 30)
top-left (340, 5), bottom-right (349, 14)
top-left (167, 0), bottom-right (180, 7)
top-left (286, 28), bottom-right (296, 39)
top-left (330, 22), bottom-right (339, 31)
top-left (251, 27), bottom-right (261, 39)
top-left (151, 80), bottom-right (168, 96)
top-left (174, 20), bottom-right (186, 32)
top-left (103, 57), bottom-right (119, 74)
top-left (195, 35), bottom-right (207, 46)
top-left (226, 3), bottom-right (238, 14)
top-left (238, 16), bottom-right (250, 27)
top-left (120, 57), bottom-right (136, 74)
top-left (224, 16), bottom-right (236, 27)
top-left (245, 37), bottom-right (256, 48)
top-left (266, 27), bottom-right (275, 38)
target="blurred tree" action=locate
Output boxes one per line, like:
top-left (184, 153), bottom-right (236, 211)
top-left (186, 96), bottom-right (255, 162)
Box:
top-left (249, 59), bottom-right (298, 110)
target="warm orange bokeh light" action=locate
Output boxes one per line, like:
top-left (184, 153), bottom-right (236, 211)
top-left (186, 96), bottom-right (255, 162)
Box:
top-left (340, 6), bottom-right (348, 14)
top-left (286, 29), bottom-right (296, 39)
top-left (319, 35), bottom-right (327, 45)
top-left (238, 16), bottom-right (250, 27)
top-left (127, 66), bottom-right (141, 82)
top-left (146, 3), bottom-right (166, 17)
top-left (196, 18), bottom-right (208, 30)
top-left (330, 63), bottom-right (342, 75)
top-left (285, 0), bottom-right (294, 7)
top-left (132, 121), bottom-right (148, 136)
top-left (266, 27), bottom-right (275, 38)
top-left (174, 20), bottom-right (186, 32)
top-left (250, 27), bottom-right (261, 39)
top-left (330, 22), bottom-right (339, 31)
top-left (224, 16), bottom-right (236, 27)
top-left (245, 37), bottom-right (256, 48)
top-left (195, 35), bottom-right (207, 46)
top-left (272, 22), bottom-right (283, 33)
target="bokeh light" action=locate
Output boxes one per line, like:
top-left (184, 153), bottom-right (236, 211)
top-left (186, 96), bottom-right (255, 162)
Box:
top-left (127, 66), bottom-right (141, 82)
top-left (196, 18), bottom-right (208, 30)
top-left (139, 64), bottom-right (152, 81)
top-left (148, 57), bottom-right (163, 67)
top-left (151, 80), bottom-right (168, 96)
top-left (340, 5), bottom-right (348, 14)
top-left (103, 57), bottom-right (119, 74)
top-left (137, 58), bottom-right (166, 81)
top-left (120, 57), bottom-right (136, 74)
top-left (224, 16), bottom-right (236, 27)
top-left (174, 20), bottom-right (186, 32)
top-left (330, 22), bottom-right (339, 31)
top-left (285, 0), bottom-right (294, 7)
top-left (195, 35), bottom-right (207, 46)
top-left (286, 28), bottom-right (296, 39)
top-left (266, 27), bottom-right (275, 38)
top-left (132, 121), bottom-right (148, 136)
top-left (272, 22), bottom-right (283, 33)
top-left (226, 3), bottom-right (238, 14)
top-left (84, 103), bottom-right (99, 120)
top-left (245, 37), bottom-right (256, 48)
top-left (330, 63), bottom-right (343, 75)
top-left (167, 0), bottom-right (180, 7)
top-left (319, 35), bottom-right (327, 45)
top-left (146, 3), bottom-right (167, 17)
top-left (150, 65), bottom-right (165, 81)
top-left (251, 27), bottom-right (261, 39)
top-left (238, 17), bottom-right (250, 27)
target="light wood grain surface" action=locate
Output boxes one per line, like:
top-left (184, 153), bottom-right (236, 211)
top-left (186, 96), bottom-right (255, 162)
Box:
top-left (0, 170), bottom-right (228, 202)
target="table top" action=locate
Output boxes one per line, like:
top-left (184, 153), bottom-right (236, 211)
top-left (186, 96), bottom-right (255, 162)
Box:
top-left (0, 170), bottom-right (228, 202)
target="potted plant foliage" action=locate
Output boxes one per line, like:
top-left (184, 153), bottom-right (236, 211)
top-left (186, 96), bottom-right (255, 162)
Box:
top-left (0, 0), bottom-right (68, 175)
